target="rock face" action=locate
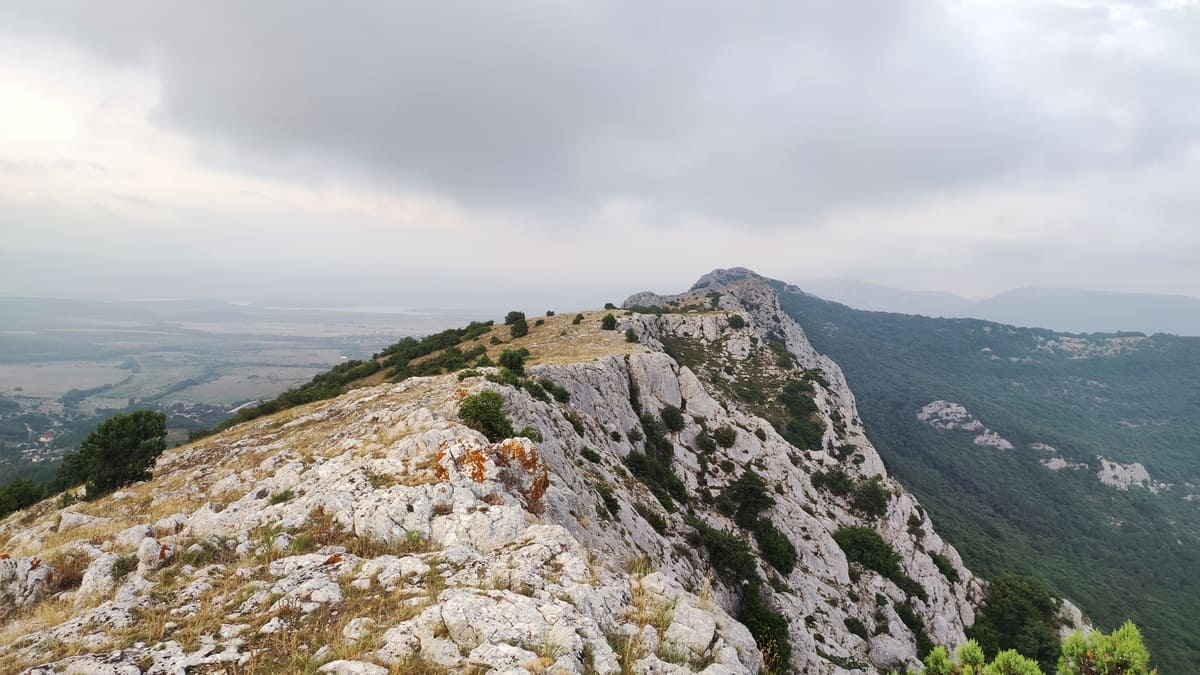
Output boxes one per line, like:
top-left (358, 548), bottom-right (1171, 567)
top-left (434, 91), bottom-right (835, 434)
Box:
top-left (0, 272), bottom-right (1081, 674)
top-left (917, 401), bottom-right (1013, 450)
top-left (1095, 457), bottom-right (1169, 493)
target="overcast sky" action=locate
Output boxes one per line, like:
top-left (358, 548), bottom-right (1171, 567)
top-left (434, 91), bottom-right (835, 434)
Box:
top-left (1, 1), bottom-right (1197, 310)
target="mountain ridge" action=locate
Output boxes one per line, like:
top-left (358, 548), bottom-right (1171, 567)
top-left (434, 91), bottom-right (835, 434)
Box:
top-left (795, 278), bottom-right (1200, 336)
top-left (0, 272), bottom-right (1072, 674)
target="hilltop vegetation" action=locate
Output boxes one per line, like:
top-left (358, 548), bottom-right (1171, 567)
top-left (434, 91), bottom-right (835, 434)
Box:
top-left (773, 281), bottom-right (1200, 671)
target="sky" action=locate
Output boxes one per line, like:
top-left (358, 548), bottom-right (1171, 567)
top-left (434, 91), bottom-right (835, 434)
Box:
top-left (1, 1), bottom-right (1198, 311)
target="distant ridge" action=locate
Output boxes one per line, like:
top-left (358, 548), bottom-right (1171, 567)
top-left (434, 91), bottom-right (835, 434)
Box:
top-left (796, 278), bottom-right (1200, 336)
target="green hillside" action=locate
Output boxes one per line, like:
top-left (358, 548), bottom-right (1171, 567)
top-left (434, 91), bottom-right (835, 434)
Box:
top-left (772, 281), bottom-right (1200, 672)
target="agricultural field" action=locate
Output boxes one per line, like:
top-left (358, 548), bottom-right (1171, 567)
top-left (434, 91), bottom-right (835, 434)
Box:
top-left (0, 298), bottom-right (485, 484)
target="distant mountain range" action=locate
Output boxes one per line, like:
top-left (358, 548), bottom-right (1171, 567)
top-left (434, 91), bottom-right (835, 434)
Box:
top-left (796, 279), bottom-right (1200, 336)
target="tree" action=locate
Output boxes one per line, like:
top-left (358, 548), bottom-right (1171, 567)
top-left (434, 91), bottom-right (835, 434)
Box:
top-left (916, 622), bottom-right (1156, 675)
top-left (510, 317), bottom-right (529, 338)
top-left (0, 479), bottom-right (44, 517)
top-left (504, 311), bottom-right (526, 325)
top-left (968, 575), bottom-right (1062, 672)
top-left (601, 314), bottom-right (617, 330)
top-left (1057, 621), bottom-right (1155, 675)
top-left (67, 410), bottom-right (167, 498)
top-left (498, 348), bottom-right (530, 375)
top-left (458, 390), bottom-right (514, 442)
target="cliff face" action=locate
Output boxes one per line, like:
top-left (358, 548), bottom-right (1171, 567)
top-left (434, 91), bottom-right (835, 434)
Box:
top-left (3, 274), bottom-right (985, 674)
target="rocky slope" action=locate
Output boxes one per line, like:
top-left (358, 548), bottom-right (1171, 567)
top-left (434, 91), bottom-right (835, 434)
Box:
top-left (0, 272), bottom-right (1068, 674)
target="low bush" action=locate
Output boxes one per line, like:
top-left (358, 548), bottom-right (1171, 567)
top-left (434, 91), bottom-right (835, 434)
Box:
top-left (811, 465), bottom-right (853, 496)
top-left (754, 520), bottom-right (797, 575)
top-left (851, 476), bottom-right (891, 518)
top-left (635, 502), bottom-right (668, 534)
top-left (929, 551), bottom-right (960, 583)
top-left (713, 425), bottom-right (737, 448)
top-left (660, 405), bottom-right (685, 432)
top-left (458, 390), bottom-right (514, 442)
top-left (601, 313), bottom-right (617, 330)
top-left (845, 616), bottom-right (870, 641)
top-left (625, 451), bottom-right (687, 511)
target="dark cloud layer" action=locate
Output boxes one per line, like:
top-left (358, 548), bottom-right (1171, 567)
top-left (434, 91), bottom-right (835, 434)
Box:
top-left (7, 1), bottom-right (1193, 226)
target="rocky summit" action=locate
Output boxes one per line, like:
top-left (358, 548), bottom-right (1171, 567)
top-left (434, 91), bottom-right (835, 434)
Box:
top-left (0, 271), bottom-right (1083, 674)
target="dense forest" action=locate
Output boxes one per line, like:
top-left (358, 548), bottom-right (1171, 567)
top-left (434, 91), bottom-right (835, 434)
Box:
top-left (773, 281), bottom-right (1200, 671)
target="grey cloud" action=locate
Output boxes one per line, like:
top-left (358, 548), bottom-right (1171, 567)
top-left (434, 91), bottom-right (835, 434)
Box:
top-left (8, 1), bottom-right (1192, 226)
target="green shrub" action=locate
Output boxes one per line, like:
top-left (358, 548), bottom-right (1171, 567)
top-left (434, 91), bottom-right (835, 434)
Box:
top-left (537, 378), bottom-right (571, 403)
top-left (635, 502), bottom-right (668, 533)
top-left (0, 479), bottom-right (44, 518)
top-left (510, 318), bottom-right (530, 338)
top-left (844, 616), bottom-right (869, 640)
top-left (504, 311), bottom-right (526, 325)
top-left (63, 410), bottom-right (167, 498)
top-left (968, 575), bottom-right (1062, 672)
top-left (738, 583), bottom-right (792, 674)
top-left (111, 554), bottom-right (137, 580)
top-left (687, 517), bottom-right (756, 585)
top-left (596, 483), bottom-right (620, 518)
top-left (713, 425), bottom-right (737, 448)
top-left (723, 470), bottom-right (775, 527)
top-left (516, 426), bottom-right (543, 442)
top-left (625, 328), bottom-right (639, 343)
top-left (811, 466), bottom-right (853, 496)
top-left (851, 476), bottom-right (891, 518)
top-left (929, 551), bottom-right (960, 583)
top-left (639, 413), bottom-right (673, 460)
top-left (458, 390), bottom-right (514, 442)
top-left (601, 314), bottom-right (617, 330)
top-left (660, 405), bottom-right (685, 432)
top-left (895, 601), bottom-right (935, 658)
top-left (604, 302), bottom-right (616, 310)
top-left (728, 314), bottom-right (747, 329)
top-left (834, 526), bottom-right (902, 580)
top-left (754, 427), bottom-right (767, 441)
top-left (581, 447), bottom-right (601, 463)
top-left (1058, 621), bottom-right (1154, 675)
top-left (695, 430), bottom-right (717, 453)
top-left (754, 520), bottom-right (797, 575)
top-left (572, 313), bottom-right (584, 325)
top-left (563, 410), bottom-right (585, 436)
top-left (498, 348), bottom-right (530, 375)
top-left (268, 489), bottom-right (294, 505)
top-left (625, 451), bottom-right (687, 511)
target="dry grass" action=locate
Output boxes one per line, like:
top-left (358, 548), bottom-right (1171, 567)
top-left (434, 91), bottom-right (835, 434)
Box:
top-left (474, 310), bottom-right (649, 367)
top-left (45, 548), bottom-right (89, 593)
top-left (0, 595), bottom-right (81, 662)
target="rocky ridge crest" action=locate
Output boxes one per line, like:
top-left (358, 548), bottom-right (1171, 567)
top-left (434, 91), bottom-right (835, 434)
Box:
top-left (1, 273), bottom-right (1063, 674)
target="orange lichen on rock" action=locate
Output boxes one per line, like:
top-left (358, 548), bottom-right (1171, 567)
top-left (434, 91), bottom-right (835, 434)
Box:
top-left (433, 438), bottom-right (550, 513)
